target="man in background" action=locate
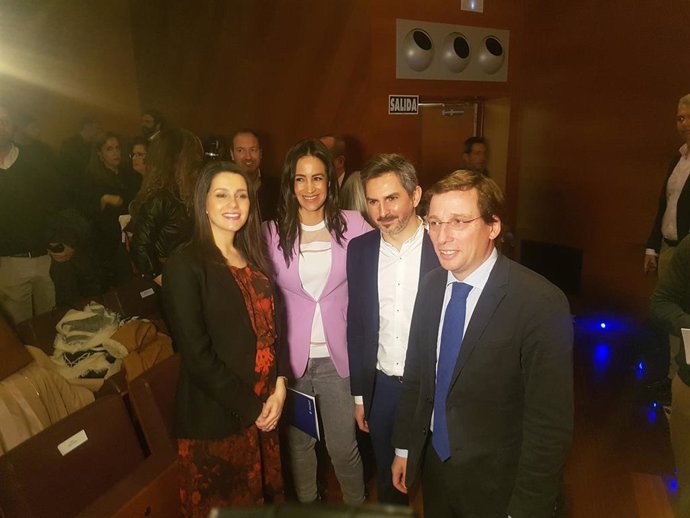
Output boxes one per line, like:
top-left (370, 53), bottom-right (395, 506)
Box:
top-left (230, 128), bottom-right (279, 221)
top-left (320, 134), bottom-right (348, 186)
top-left (462, 136), bottom-right (489, 176)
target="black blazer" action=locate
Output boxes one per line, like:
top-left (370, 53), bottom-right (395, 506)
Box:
top-left (162, 244), bottom-right (277, 440)
top-left (346, 228), bottom-right (439, 418)
top-left (647, 154), bottom-right (690, 251)
top-left (393, 254), bottom-right (573, 518)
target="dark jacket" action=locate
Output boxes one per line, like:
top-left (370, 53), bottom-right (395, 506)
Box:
top-left (131, 190), bottom-right (192, 279)
top-left (393, 255), bottom-right (573, 518)
top-left (346, 228), bottom-right (439, 418)
top-left (162, 244), bottom-right (283, 439)
top-left (647, 154), bottom-right (690, 250)
top-left (650, 234), bottom-right (690, 386)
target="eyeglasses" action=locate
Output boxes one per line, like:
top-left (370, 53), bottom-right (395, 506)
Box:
top-left (129, 152), bottom-right (146, 159)
top-left (427, 216), bottom-right (482, 232)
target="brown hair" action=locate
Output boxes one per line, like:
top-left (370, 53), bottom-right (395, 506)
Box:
top-left (427, 169), bottom-right (505, 226)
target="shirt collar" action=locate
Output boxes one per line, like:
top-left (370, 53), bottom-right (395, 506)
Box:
top-left (379, 216), bottom-right (424, 252)
top-left (680, 143), bottom-right (689, 158)
top-left (445, 247), bottom-right (498, 291)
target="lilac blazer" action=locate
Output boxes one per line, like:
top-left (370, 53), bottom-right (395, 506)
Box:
top-left (263, 210), bottom-right (372, 379)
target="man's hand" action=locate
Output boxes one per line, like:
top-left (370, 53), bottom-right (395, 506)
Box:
top-left (48, 243), bottom-right (75, 263)
top-left (644, 253), bottom-right (658, 274)
top-left (354, 403), bottom-right (369, 433)
top-left (391, 455), bottom-right (408, 494)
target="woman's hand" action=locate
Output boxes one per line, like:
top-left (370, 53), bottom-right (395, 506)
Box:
top-left (255, 376), bottom-right (287, 432)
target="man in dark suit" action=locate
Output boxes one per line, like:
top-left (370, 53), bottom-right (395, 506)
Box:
top-left (347, 154), bottom-right (439, 505)
top-left (392, 170), bottom-right (573, 518)
top-left (230, 129), bottom-right (280, 221)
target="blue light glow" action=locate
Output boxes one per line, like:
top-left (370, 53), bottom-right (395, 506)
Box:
top-left (593, 343), bottom-right (611, 374)
top-left (647, 408), bottom-right (657, 424)
top-left (600, 322), bottom-right (607, 329)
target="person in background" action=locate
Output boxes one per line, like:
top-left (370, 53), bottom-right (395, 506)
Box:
top-left (320, 134), bottom-right (347, 186)
top-left (230, 129), bottom-right (280, 221)
top-left (646, 94), bottom-right (690, 396)
top-left (59, 116), bottom-right (103, 206)
top-left (83, 132), bottom-right (138, 288)
top-left (0, 103), bottom-right (65, 324)
top-left (163, 161), bottom-right (286, 517)
top-left (339, 171), bottom-right (372, 226)
top-left (141, 109), bottom-right (166, 141)
top-left (263, 138), bottom-right (370, 505)
top-left (461, 136), bottom-right (489, 176)
top-left (130, 129), bottom-right (203, 283)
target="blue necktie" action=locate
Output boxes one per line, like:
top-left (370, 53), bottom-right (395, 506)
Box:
top-left (432, 281), bottom-right (472, 461)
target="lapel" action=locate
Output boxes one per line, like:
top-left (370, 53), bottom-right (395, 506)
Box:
top-left (449, 254), bottom-right (510, 389)
top-left (425, 268), bottom-right (449, 374)
top-left (288, 223), bottom-right (350, 300)
top-left (364, 232), bottom-right (381, 332)
top-left (419, 231), bottom-right (440, 280)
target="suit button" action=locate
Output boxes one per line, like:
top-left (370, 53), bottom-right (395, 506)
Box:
top-left (421, 428), bottom-right (427, 434)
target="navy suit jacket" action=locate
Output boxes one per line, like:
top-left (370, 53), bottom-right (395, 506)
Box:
top-left (346, 227), bottom-right (439, 418)
top-left (393, 254), bottom-right (573, 518)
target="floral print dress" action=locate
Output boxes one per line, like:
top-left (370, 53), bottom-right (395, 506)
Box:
top-left (177, 265), bottom-right (283, 517)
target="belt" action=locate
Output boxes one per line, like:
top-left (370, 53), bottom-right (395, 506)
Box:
top-left (376, 369), bottom-right (404, 383)
top-left (664, 238), bottom-right (679, 247)
top-left (6, 250), bottom-right (47, 258)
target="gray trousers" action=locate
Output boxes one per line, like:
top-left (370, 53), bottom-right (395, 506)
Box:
top-left (288, 357), bottom-right (365, 505)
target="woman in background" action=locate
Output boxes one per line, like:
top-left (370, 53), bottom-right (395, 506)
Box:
top-left (339, 170), bottom-right (373, 226)
top-left (163, 161), bottom-right (286, 516)
top-left (264, 138), bottom-right (370, 505)
top-left (83, 132), bottom-right (137, 287)
top-left (130, 128), bottom-right (203, 283)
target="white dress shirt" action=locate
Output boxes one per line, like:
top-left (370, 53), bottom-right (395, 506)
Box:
top-left (396, 247), bottom-right (498, 457)
top-left (661, 143), bottom-right (690, 241)
top-left (376, 219), bottom-right (425, 377)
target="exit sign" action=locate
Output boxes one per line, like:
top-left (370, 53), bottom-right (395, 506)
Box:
top-left (388, 95), bottom-right (419, 115)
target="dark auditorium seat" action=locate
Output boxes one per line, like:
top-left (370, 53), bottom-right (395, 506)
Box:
top-left (0, 394), bottom-right (145, 518)
top-left (128, 353), bottom-right (181, 458)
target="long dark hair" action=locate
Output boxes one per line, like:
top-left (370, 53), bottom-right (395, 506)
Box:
top-left (191, 161), bottom-right (270, 275)
top-left (86, 132), bottom-right (121, 182)
top-left (275, 138), bottom-right (346, 265)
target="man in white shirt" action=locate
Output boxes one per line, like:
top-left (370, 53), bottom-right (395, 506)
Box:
top-left (346, 154), bottom-right (439, 504)
top-left (391, 170), bottom-right (573, 518)
top-left (645, 94), bottom-right (690, 384)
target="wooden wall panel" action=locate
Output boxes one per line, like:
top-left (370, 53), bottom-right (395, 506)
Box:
top-left (516, 0), bottom-right (690, 315)
top-left (130, 0), bottom-right (524, 189)
top-left (0, 0), bottom-right (141, 147)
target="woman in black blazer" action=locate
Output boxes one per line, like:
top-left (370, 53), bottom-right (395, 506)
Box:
top-left (162, 161), bottom-right (287, 517)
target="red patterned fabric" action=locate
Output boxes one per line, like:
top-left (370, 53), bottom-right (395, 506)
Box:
top-left (177, 265), bottom-right (283, 517)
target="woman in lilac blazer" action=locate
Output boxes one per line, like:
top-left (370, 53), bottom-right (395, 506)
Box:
top-left (264, 138), bottom-right (371, 505)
